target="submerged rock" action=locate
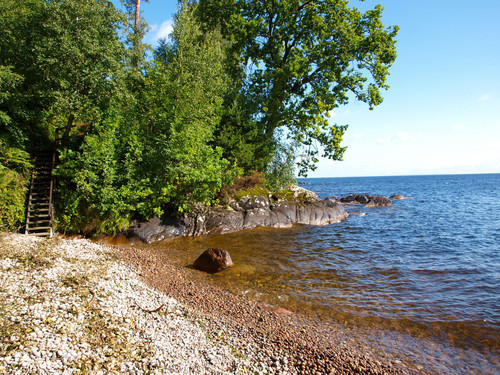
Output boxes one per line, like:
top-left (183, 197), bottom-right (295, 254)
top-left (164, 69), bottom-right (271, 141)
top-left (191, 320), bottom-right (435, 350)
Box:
top-left (350, 212), bottom-right (367, 217)
top-left (193, 248), bottom-right (233, 273)
top-left (391, 193), bottom-right (409, 200)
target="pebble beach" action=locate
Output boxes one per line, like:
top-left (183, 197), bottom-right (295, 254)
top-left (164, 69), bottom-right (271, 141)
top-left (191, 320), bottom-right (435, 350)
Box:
top-left (0, 233), bottom-right (419, 374)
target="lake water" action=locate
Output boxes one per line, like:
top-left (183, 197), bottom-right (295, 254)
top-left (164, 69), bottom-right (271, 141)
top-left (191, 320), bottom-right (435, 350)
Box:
top-left (137, 173), bottom-right (500, 372)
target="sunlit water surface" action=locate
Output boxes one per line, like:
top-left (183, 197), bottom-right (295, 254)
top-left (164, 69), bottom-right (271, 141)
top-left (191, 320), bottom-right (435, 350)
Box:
top-left (133, 174), bottom-right (500, 370)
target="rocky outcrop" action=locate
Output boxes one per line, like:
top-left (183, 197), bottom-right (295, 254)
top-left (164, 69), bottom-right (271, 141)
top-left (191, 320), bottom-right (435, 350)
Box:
top-left (190, 198), bottom-right (348, 236)
top-left (129, 216), bottom-right (185, 243)
top-left (193, 248), bottom-right (233, 273)
top-left (129, 197), bottom-right (348, 243)
top-left (339, 194), bottom-right (392, 208)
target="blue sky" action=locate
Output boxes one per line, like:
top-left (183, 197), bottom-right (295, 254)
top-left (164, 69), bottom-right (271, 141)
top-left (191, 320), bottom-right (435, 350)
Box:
top-left (114, 0), bottom-right (500, 177)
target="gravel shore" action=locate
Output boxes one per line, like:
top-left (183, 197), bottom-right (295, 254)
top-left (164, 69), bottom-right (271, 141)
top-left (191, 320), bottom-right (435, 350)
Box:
top-left (0, 234), bottom-right (416, 374)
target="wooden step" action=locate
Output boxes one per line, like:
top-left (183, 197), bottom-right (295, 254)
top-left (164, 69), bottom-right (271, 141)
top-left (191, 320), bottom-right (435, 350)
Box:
top-left (31, 182), bottom-right (51, 186)
top-left (29, 197), bottom-right (50, 202)
top-left (26, 217), bottom-right (50, 222)
top-left (27, 215), bottom-right (50, 220)
top-left (26, 225), bottom-right (52, 230)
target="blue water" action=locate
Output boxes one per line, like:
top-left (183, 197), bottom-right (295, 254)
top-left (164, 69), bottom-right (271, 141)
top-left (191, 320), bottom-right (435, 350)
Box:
top-left (150, 173), bottom-right (500, 368)
top-left (299, 174), bottom-right (500, 333)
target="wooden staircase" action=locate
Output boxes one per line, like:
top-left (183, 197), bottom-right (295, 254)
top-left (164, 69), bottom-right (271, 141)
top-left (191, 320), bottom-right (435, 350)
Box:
top-left (25, 151), bottom-right (56, 237)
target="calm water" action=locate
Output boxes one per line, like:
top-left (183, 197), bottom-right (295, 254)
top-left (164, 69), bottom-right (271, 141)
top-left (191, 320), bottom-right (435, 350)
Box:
top-left (137, 173), bottom-right (500, 369)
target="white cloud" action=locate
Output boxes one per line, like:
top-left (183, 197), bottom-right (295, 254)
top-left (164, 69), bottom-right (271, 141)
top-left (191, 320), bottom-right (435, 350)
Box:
top-left (375, 131), bottom-right (410, 145)
top-left (148, 19), bottom-right (174, 43)
top-left (453, 124), bottom-right (464, 130)
top-left (396, 131), bottom-right (409, 141)
top-left (328, 110), bottom-right (336, 118)
top-left (376, 137), bottom-right (391, 145)
top-left (347, 133), bottom-right (364, 141)
top-left (478, 94), bottom-right (492, 102)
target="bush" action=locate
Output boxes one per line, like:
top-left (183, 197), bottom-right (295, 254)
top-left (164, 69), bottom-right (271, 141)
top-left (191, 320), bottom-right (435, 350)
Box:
top-left (263, 143), bottom-right (296, 192)
top-left (0, 142), bottom-right (32, 231)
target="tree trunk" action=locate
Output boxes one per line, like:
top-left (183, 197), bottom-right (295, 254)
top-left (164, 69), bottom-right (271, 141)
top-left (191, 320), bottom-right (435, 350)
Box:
top-left (62, 114), bottom-right (75, 142)
top-left (132, 0), bottom-right (142, 68)
top-left (135, 0), bottom-right (141, 31)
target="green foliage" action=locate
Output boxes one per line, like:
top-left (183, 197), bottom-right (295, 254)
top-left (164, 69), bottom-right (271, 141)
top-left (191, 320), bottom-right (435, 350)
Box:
top-left (264, 142), bottom-right (297, 192)
top-left (0, 66), bottom-right (23, 129)
top-left (0, 0), bottom-right (127, 148)
top-left (54, 114), bottom-right (152, 235)
top-left (0, 0), bottom-right (154, 235)
top-left (143, 2), bottom-right (234, 213)
top-left (213, 94), bottom-right (276, 173)
top-left (199, 0), bottom-right (398, 175)
top-left (0, 0), bottom-right (398, 235)
top-left (0, 140), bottom-right (32, 231)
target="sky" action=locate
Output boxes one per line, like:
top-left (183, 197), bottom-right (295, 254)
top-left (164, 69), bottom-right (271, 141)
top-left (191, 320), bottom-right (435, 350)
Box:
top-left (113, 0), bottom-right (500, 177)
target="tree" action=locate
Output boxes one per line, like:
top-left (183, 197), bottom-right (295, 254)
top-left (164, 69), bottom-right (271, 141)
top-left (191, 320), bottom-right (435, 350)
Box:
top-left (199, 0), bottom-right (398, 175)
top-left (143, 1), bottom-right (233, 213)
top-left (122, 0), bottom-right (150, 68)
top-left (0, 0), bottom-right (127, 148)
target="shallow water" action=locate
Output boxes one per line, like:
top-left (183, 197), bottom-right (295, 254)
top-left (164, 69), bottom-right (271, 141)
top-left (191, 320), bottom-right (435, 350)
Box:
top-left (134, 174), bottom-right (500, 372)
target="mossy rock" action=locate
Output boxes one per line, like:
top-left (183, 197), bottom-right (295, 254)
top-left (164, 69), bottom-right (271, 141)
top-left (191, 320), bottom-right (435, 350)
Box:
top-left (234, 185), bottom-right (270, 201)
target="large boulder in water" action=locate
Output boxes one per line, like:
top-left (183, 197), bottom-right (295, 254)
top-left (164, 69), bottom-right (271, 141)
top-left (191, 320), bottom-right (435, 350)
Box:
top-left (193, 248), bottom-right (233, 273)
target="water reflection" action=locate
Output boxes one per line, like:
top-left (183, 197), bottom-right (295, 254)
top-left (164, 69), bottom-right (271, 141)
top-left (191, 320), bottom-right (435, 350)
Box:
top-left (133, 224), bottom-right (499, 356)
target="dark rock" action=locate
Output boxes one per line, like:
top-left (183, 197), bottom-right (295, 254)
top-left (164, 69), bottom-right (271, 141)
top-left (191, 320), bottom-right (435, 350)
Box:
top-left (391, 193), bottom-right (409, 200)
top-left (128, 216), bottom-right (185, 243)
top-left (339, 195), bottom-right (357, 203)
top-left (339, 194), bottom-right (391, 207)
top-left (204, 209), bottom-right (245, 235)
top-left (364, 195), bottom-right (392, 208)
top-left (239, 195), bottom-right (271, 210)
top-left (356, 194), bottom-right (370, 204)
top-left (193, 248), bottom-right (233, 273)
top-left (183, 199), bottom-right (349, 236)
top-left (130, 193), bottom-right (349, 242)
top-left (194, 199), bottom-right (348, 235)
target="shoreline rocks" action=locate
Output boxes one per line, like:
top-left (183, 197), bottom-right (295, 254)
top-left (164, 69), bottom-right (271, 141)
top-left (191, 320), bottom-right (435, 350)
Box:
top-left (129, 187), bottom-right (348, 243)
top-left (128, 187), bottom-right (405, 244)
